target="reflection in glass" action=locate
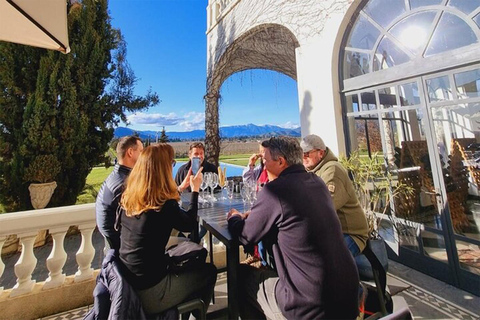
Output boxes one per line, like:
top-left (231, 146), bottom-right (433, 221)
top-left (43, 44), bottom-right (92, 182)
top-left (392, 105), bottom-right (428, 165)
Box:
top-left (399, 82), bottom-right (420, 106)
top-left (410, 0), bottom-right (443, 9)
top-left (347, 115), bottom-right (383, 157)
top-left (345, 94), bottom-right (357, 113)
top-left (447, 0), bottom-right (480, 15)
top-left (346, 14), bottom-right (380, 50)
top-left (344, 51), bottom-right (370, 79)
top-left (456, 239), bottom-right (480, 276)
top-left (364, 0), bottom-right (406, 29)
top-left (389, 11), bottom-right (436, 55)
top-left (455, 69), bottom-right (480, 99)
top-left (425, 13), bottom-right (478, 57)
top-left (422, 231), bottom-right (448, 263)
top-left (360, 91), bottom-right (377, 110)
top-left (374, 36), bottom-right (410, 71)
top-left (426, 76), bottom-right (453, 102)
top-left (378, 87), bottom-right (398, 109)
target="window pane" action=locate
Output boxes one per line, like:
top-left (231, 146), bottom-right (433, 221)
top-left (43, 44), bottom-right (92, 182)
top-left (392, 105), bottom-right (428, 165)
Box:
top-left (374, 36), bottom-right (410, 71)
top-left (344, 51), bottom-right (370, 79)
top-left (345, 94), bottom-right (358, 113)
top-left (456, 239), bottom-right (480, 275)
top-left (410, 0), bottom-right (443, 9)
top-left (426, 76), bottom-right (453, 102)
top-left (474, 13), bottom-right (480, 29)
top-left (423, 231), bottom-right (448, 263)
top-left (399, 82), bottom-right (421, 106)
top-left (447, 0), bottom-right (480, 15)
top-left (378, 87), bottom-right (399, 109)
top-left (425, 12), bottom-right (478, 56)
top-left (346, 14), bottom-right (380, 50)
top-left (361, 91), bottom-right (377, 110)
top-left (389, 11), bottom-right (436, 56)
top-left (455, 68), bottom-right (480, 99)
top-left (347, 115), bottom-right (383, 155)
top-left (364, 0), bottom-right (406, 29)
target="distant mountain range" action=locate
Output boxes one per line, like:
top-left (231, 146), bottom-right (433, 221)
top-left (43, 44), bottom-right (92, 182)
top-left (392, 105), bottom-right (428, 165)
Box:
top-left (114, 124), bottom-right (301, 140)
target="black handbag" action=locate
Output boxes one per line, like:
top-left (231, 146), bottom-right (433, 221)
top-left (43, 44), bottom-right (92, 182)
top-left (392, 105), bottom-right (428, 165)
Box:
top-left (166, 240), bottom-right (208, 273)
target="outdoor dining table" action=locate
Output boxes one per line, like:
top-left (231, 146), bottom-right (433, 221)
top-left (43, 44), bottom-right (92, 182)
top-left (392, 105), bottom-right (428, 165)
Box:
top-left (181, 192), bottom-right (246, 320)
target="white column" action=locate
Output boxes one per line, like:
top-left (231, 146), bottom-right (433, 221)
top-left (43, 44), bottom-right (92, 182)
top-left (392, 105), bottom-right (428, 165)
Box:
top-left (10, 233), bottom-right (37, 297)
top-left (0, 236), bottom-right (5, 295)
top-left (74, 224), bottom-right (96, 282)
top-left (43, 228), bottom-right (68, 290)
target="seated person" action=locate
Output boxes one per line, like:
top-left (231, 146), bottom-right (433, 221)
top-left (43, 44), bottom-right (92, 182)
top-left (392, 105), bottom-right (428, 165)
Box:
top-left (175, 142), bottom-right (217, 193)
top-left (118, 144), bottom-right (217, 315)
top-left (228, 136), bottom-right (359, 319)
top-left (242, 142), bottom-right (268, 187)
top-left (301, 134), bottom-right (369, 257)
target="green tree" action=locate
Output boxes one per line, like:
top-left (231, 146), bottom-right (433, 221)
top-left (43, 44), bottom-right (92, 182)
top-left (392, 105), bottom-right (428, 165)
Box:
top-left (159, 126), bottom-right (169, 143)
top-left (0, 0), bottom-right (159, 211)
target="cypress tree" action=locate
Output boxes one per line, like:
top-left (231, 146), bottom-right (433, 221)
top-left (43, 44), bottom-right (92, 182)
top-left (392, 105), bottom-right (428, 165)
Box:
top-left (0, 0), bottom-right (159, 211)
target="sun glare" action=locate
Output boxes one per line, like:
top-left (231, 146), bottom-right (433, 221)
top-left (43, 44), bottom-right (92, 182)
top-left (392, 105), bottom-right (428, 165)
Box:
top-left (399, 25), bottom-right (427, 52)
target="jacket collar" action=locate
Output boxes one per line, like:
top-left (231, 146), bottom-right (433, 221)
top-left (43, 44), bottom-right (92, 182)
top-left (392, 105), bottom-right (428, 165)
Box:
top-left (114, 163), bottom-right (132, 175)
top-left (279, 163), bottom-right (307, 177)
top-left (310, 148), bottom-right (338, 173)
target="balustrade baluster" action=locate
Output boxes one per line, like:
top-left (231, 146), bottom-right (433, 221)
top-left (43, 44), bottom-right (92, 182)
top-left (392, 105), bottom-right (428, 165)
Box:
top-left (43, 228), bottom-right (68, 290)
top-left (0, 236), bottom-right (5, 295)
top-left (10, 233), bottom-right (37, 297)
top-left (74, 224), bottom-right (96, 282)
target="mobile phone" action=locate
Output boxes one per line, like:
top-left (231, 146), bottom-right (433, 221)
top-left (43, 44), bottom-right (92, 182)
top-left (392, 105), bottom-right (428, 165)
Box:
top-left (191, 157), bottom-right (201, 175)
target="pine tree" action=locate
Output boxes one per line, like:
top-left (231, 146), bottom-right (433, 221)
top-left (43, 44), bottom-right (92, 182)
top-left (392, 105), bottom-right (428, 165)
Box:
top-left (0, 0), bottom-right (159, 211)
top-left (159, 126), bottom-right (169, 143)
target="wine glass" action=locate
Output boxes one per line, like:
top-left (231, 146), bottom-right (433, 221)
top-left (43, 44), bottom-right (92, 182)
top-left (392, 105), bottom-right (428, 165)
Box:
top-left (204, 172), bottom-right (213, 203)
top-left (239, 182), bottom-right (250, 212)
top-left (226, 180), bottom-right (235, 209)
top-left (200, 174), bottom-right (209, 206)
top-left (218, 167), bottom-right (227, 200)
top-left (210, 173), bottom-right (219, 202)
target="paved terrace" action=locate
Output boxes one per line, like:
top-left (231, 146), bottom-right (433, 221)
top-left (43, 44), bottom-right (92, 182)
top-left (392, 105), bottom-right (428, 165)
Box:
top-left (0, 204), bottom-right (479, 319)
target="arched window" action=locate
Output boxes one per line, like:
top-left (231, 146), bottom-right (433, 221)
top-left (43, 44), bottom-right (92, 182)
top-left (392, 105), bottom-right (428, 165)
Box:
top-left (344, 0), bottom-right (480, 79)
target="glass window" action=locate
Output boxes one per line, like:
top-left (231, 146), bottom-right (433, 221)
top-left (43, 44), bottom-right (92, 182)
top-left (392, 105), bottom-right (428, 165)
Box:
top-left (456, 239), bottom-right (480, 275)
top-left (447, 0), bottom-right (480, 15)
top-left (474, 13), bottom-right (480, 29)
top-left (346, 14), bottom-right (381, 50)
top-left (364, 0), bottom-right (406, 29)
top-left (374, 36), bottom-right (410, 71)
top-left (344, 51), bottom-right (371, 79)
top-left (347, 115), bottom-right (383, 156)
top-left (399, 82), bottom-right (421, 106)
top-left (425, 12), bottom-right (478, 56)
top-left (360, 91), bottom-right (377, 110)
top-left (410, 0), bottom-right (443, 9)
top-left (423, 231), bottom-right (448, 261)
top-left (378, 87), bottom-right (398, 109)
top-left (389, 11), bottom-right (436, 56)
top-left (345, 94), bottom-right (358, 113)
top-left (455, 68), bottom-right (480, 99)
top-left (426, 75), bottom-right (453, 102)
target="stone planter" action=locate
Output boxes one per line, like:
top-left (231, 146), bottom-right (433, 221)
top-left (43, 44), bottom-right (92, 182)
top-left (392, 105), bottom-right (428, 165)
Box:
top-left (28, 181), bottom-right (57, 209)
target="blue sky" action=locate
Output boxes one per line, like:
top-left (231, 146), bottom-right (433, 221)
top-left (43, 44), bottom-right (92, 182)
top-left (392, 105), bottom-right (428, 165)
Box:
top-left (108, 0), bottom-right (299, 132)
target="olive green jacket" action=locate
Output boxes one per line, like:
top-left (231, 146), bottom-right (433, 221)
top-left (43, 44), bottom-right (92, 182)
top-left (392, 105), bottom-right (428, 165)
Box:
top-left (308, 148), bottom-right (369, 252)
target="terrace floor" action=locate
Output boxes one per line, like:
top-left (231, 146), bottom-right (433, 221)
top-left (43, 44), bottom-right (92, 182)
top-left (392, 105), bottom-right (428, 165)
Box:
top-left (39, 260), bottom-right (480, 320)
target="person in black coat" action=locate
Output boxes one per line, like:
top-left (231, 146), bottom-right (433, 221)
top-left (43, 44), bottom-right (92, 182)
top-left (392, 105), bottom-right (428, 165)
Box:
top-left (228, 136), bottom-right (359, 319)
top-left (95, 136), bottom-right (143, 251)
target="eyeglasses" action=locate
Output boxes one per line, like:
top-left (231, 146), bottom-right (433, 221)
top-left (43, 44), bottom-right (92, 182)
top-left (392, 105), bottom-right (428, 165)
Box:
top-left (303, 150), bottom-right (316, 158)
top-left (172, 160), bottom-right (177, 167)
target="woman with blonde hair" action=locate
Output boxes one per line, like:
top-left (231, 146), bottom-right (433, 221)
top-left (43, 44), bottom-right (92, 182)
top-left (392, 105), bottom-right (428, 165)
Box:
top-left (117, 143), bottom-right (217, 315)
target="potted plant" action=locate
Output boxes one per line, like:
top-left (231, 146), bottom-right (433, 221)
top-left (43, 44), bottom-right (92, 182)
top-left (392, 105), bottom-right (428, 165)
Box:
top-left (24, 154), bottom-right (61, 209)
top-left (339, 151), bottom-right (414, 278)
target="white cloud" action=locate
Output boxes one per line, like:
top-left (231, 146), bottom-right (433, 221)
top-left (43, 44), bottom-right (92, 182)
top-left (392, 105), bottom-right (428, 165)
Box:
top-left (127, 111), bottom-right (205, 131)
top-left (279, 121), bottom-right (300, 129)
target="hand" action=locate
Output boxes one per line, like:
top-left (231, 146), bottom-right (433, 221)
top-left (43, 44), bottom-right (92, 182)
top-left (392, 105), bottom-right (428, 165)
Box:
top-left (227, 208), bottom-right (246, 220)
top-left (248, 153), bottom-right (261, 167)
top-left (178, 168), bottom-right (192, 192)
top-left (190, 167), bottom-right (203, 192)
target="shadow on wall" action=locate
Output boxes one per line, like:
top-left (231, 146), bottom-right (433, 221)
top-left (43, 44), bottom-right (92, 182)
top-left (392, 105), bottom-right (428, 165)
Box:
top-left (301, 91), bottom-right (312, 134)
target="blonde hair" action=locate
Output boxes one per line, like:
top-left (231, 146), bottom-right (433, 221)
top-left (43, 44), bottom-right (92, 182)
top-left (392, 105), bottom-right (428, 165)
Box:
top-left (121, 143), bottom-right (180, 217)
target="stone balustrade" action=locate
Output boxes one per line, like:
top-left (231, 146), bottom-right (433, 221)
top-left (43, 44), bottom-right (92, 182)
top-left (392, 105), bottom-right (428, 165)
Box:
top-left (207, 0), bottom-right (240, 31)
top-left (0, 204), bottom-right (96, 299)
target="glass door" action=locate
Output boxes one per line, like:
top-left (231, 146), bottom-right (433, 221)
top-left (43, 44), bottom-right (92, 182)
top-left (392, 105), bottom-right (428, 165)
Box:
top-left (423, 65), bottom-right (480, 293)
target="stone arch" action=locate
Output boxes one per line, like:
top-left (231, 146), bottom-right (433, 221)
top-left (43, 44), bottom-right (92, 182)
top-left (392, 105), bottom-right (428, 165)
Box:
top-left (205, 23), bottom-right (300, 164)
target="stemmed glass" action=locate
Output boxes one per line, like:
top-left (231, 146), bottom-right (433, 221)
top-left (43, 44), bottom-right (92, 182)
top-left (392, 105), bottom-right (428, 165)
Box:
top-left (226, 180), bottom-right (235, 209)
top-left (200, 174), bottom-right (209, 206)
top-left (239, 182), bottom-right (250, 212)
top-left (204, 172), bottom-right (213, 203)
top-left (218, 171), bottom-right (227, 200)
top-left (210, 173), bottom-right (219, 203)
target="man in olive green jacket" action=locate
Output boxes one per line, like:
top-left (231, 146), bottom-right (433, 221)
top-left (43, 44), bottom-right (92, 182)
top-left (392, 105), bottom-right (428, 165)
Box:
top-left (301, 134), bottom-right (368, 256)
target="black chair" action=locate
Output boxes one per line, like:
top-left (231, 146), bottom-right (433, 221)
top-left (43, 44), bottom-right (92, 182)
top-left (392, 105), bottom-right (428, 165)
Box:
top-left (176, 298), bottom-right (206, 320)
top-left (362, 240), bottom-right (392, 317)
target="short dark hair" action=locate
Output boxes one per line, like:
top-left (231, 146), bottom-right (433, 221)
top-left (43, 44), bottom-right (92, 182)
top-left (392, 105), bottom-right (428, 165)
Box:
top-left (262, 136), bottom-right (303, 166)
top-left (189, 142), bottom-right (205, 151)
top-left (116, 136), bottom-right (142, 160)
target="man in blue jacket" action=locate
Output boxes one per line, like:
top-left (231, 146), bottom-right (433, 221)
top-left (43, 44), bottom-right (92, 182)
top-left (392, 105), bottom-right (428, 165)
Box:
top-left (96, 136), bottom-right (143, 251)
top-left (228, 136), bottom-right (359, 319)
